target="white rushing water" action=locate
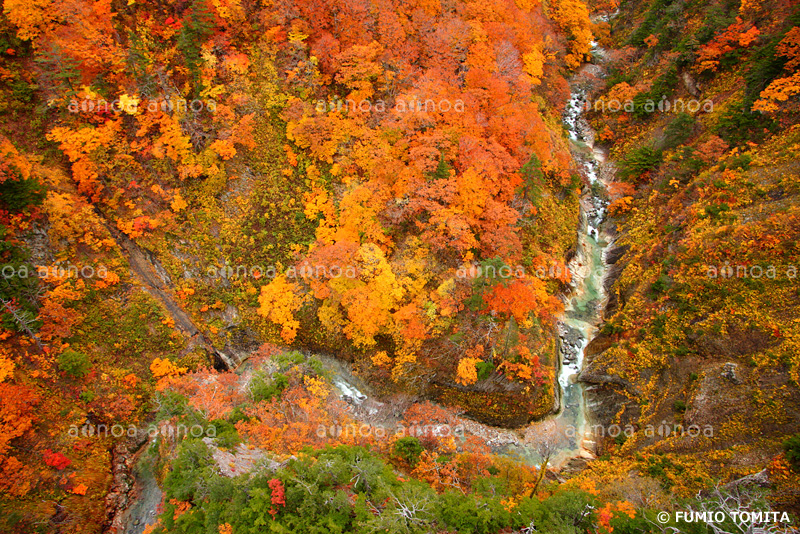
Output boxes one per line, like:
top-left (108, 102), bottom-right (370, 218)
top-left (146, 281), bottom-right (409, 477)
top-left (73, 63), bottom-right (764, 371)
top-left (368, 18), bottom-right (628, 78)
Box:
top-left (546, 41), bottom-right (615, 464)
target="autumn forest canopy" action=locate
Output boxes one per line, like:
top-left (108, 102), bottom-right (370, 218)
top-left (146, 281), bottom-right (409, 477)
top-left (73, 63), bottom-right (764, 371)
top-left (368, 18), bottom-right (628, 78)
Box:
top-left (0, 0), bottom-right (800, 531)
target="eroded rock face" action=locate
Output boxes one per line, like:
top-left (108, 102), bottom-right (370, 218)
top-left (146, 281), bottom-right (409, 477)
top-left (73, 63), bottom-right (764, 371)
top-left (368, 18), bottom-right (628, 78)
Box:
top-left (221, 326), bottom-right (262, 368)
top-left (203, 438), bottom-right (288, 477)
top-left (584, 333), bottom-right (615, 360)
top-left (684, 362), bottom-right (748, 430)
top-left (18, 222), bottom-right (55, 265)
top-left (722, 469), bottom-right (770, 491)
top-left (691, 327), bottom-right (777, 360)
top-left (104, 433), bottom-right (150, 534)
top-left (580, 365), bottom-right (643, 456)
top-left (584, 383), bottom-right (641, 443)
top-left (559, 457), bottom-right (593, 478)
top-left (605, 244), bottom-right (629, 266)
top-left (681, 70), bottom-right (701, 97)
top-left (722, 362), bottom-right (741, 384)
top-left (559, 323), bottom-right (584, 366)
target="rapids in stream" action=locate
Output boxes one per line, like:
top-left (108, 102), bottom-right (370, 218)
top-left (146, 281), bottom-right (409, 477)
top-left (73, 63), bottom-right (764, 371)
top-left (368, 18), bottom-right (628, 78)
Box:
top-left (479, 40), bottom-right (616, 468)
top-left (548, 43), bottom-right (615, 463)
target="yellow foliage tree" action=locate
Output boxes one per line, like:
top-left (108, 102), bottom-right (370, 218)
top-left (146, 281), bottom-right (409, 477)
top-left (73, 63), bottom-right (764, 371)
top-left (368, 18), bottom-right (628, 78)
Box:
top-left (150, 358), bottom-right (187, 379)
top-left (171, 192), bottom-right (188, 213)
top-left (456, 357), bottom-right (482, 386)
top-left (523, 47), bottom-right (546, 85)
top-left (371, 350), bottom-right (392, 367)
top-left (753, 72), bottom-right (800, 112)
top-left (340, 243), bottom-right (404, 348)
top-left (257, 275), bottom-right (305, 343)
top-left (549, 0), bottom-right (593, 69)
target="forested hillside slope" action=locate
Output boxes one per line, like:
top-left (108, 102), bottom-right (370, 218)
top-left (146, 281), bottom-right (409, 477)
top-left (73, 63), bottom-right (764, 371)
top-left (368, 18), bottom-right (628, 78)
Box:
top-left (578, 0), bottom-right (800, 507)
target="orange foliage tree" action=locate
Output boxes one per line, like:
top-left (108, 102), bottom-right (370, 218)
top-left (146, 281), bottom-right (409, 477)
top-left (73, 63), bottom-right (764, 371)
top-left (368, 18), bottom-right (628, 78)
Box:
top-left (0, 382), bottom-right (39, 497)
top-left (695, 18), bottom-right (761, 73)
top-left (482, 278), bottom-right (562, 327)
top-left (753, 27), bottom-right (800, 113)
top-left (161, 368), bottom-right (245, 420)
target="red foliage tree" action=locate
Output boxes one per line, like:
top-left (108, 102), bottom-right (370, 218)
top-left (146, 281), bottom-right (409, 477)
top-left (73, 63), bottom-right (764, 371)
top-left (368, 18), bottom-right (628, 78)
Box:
top-left (43, 449), bottom-right (71, 470)
top-left (482, 278), bottom-right (561, 325)
top-left (268, 478), bottom-right (286, 518)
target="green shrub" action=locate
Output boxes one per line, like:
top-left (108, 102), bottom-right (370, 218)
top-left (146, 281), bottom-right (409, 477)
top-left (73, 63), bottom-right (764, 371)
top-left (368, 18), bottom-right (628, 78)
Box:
top-left (393, 436), bottom-right (424, 466)
top-left (632, 65), bottom-right (680, 119)
top-left (609, 510), bottom-right (656, 534)
top-left (513, 489), bottom-right (597, 532)
top-left (715, 102), bottom-right (774, 145)
top-left (475, 360), bottom-right (495, 381)
top-left (58, 350), bottom-right (91, 378)
top-left (673, 345), bottom-right (690, 356)
top-left (0, 227), bottom-right (42, 333)
top-left (164, 439), bottom-right (215, 502)
top-left (627, 0), bottom-right (678, 47)
top-left (436, 492), bottom-right (511, 534)
top-left (661, 113), bottom-right (695, 150)
top-left (465, 257), bottom-right (513, 311)
top-left (726, 153), bottom-right (751, 171)
top-left (650, 274), bottom-right (670, 294)
top-left (249, 371), bottom-right (288, 403)
top-left (210, 419), bottom-right (241, 449)
top-left (743, 19), bottom-right (800, 108)
top-left (176, 0), bottom-right (216, 92)
top-left (703, 202), bottom-right (732, 221)
top-left (429, 153), bottom-right (452, 181)
top-left (601, 322), bottom-right (624, 336)
top-left (520, 154), bottom-right (545, 205)
top-left (152, 444), bottom-right (606, 534)
top-left (156, 390), bottom-right (189, 419)
top-left (783, 434), bottom-right (800, 471)
top-left (619, 146), bottom-right (663, 182)
top-left (645, 455), bottom-right (684, 489)
top-left (0, 177), bottom-right (45, 212)
top-left (227, 406), bottom-right (249, 424)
